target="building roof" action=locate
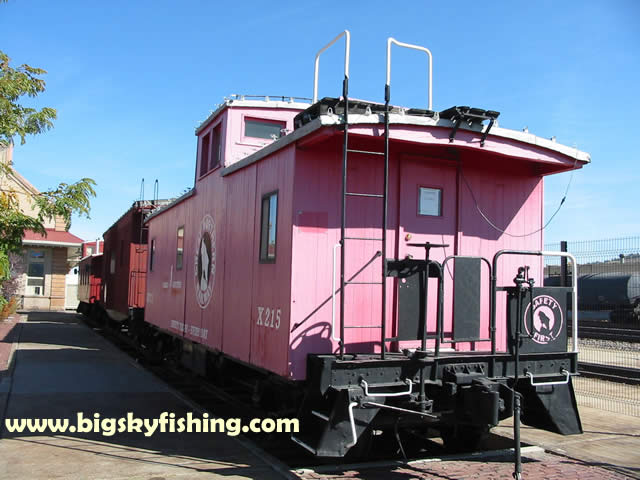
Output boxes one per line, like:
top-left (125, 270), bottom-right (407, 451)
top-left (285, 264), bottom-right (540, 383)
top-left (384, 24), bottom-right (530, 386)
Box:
top-left (23, 228), bottom-right (84, 247)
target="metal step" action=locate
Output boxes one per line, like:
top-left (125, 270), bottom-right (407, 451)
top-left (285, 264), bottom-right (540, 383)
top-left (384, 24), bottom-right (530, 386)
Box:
top-left (346, 148), bottom-right (385, 156)
top-left (344, 236), bottom-right (383, 241)
top-left (345, 192), bottom-right (384, 198)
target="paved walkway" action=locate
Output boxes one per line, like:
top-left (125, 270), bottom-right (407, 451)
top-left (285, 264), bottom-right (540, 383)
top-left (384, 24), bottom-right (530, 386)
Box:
top-left (0, 312), bottom-right (287, 480)
top-left (494, 405), bottom-right (640, 478)
top-left (1, 312), bottom-right (638, 479)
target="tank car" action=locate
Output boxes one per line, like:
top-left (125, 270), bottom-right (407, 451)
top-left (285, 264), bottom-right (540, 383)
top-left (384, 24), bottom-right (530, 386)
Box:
top-left (578, 272), bottom-right (640, 325)
top-left (546, 272), bottom-right (640, 325)
top-left (90, 33), bottom-right (591, 457)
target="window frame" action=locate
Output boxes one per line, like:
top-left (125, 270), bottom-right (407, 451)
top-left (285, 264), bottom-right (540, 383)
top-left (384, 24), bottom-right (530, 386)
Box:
top-left (259, 190), bottom-right (278, 264)
top-left (417, 185), bottom-right (443, 217)
top-left (26, 249), bottom-right (46, 296)
top-left (199, 132), bottom-right (211, 177)
top-left (176, 226), bottom-right (185, 270)
top-left (209, 123), bottom-right (222, 171)
top-left (149, 238), bottom-right (156, 272)
top-left (241, 116), bottom-right (286, 145)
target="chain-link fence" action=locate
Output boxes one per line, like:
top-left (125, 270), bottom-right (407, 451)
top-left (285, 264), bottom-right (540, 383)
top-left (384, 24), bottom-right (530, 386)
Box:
top-left (544, 237), bottom-right (640, 417)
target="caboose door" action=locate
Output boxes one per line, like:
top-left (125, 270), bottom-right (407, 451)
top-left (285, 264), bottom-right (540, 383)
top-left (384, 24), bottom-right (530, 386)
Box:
top-left (396, 157), bottom-right (457, 342)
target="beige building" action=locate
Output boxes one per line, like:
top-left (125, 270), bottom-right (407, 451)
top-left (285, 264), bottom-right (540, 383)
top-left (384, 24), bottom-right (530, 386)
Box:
top-left (1, 144), bottom-right (83, 310)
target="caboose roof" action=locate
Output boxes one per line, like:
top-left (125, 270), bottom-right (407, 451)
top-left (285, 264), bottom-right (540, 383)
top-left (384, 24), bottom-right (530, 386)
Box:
top-left (221, 98), bottom-right (590, 177)
top-left (195, 95), bottom-right (311, 135)
top-left (149, 97), bottom-right (590, 222)
top-left (104, 199), bottom-right (174, 237)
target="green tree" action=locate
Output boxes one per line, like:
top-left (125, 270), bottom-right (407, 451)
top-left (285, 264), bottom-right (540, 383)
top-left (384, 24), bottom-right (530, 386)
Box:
top-left (0, 51), bottom-right (57, 147)
top-left (0, 47), bottom-right (96, 302)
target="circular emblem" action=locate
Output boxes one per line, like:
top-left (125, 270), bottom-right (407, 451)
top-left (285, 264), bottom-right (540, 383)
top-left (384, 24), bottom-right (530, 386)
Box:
top-left (523, 295), bottom-right (563, 345)
top-left (194, 214), bottom-right (216, 309)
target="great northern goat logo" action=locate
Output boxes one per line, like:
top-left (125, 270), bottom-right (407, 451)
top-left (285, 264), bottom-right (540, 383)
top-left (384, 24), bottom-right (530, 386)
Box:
top-left (194, 214), bottom-right (216, 309)
top-left (523, 295), bottom-right (563, 345)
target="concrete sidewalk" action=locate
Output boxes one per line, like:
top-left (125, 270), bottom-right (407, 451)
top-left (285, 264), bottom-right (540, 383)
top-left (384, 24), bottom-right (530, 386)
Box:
top-left (0, 312), bottom-right (288, 480)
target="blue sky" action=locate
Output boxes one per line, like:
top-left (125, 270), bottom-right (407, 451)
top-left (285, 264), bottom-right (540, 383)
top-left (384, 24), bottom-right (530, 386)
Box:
top-left (2, 0), bottom-right (638, 244)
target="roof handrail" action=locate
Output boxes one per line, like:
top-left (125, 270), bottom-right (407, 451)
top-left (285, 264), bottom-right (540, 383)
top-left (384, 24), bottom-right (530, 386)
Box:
top-left (313, 30), bottom-right (351, 104)
top-left (386, 38), bottom-right (433, 110)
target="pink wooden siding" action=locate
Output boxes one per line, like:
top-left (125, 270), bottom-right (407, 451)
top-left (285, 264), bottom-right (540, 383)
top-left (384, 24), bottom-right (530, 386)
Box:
top-left (288, 126), bottom-right (577, 379)
top-left (221, 167), bottom-right (256, 363)
top-left (148, 104), bottom-right (303, 378)
top-left (146, 101), bottom-right (584, 382)
top-left (145, 200), bottom-right (189, 337)
top-left (250, 148), bottom-right (295, 376)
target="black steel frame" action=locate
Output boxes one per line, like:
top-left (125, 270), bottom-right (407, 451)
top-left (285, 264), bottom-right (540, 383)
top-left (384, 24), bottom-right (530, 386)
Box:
top-left (338, 77), bottom-right (391, 360)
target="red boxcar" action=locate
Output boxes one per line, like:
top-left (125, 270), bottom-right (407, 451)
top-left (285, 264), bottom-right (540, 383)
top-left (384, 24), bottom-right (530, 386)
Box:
top-left (97, 200), bottom-right (171, 323)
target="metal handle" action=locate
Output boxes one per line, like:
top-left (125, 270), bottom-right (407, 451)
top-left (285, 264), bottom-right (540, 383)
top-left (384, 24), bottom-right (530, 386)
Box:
top-left (386, 37), bottom-right (433, 110)
top-left (345, 401), bottom-right (359, 448)
top-left (360, 378), bottom-right (413, 397)
top-left (526, 369), bottom-right (570, 386)
top-left (313, 30), bottom-right (351, 103)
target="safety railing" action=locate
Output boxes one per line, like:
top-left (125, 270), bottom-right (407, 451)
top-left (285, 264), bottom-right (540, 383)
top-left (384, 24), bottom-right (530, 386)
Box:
top-left (313, 30), bottom-right (351, 104)
top-left (386, 37), bottom-right (433, 110)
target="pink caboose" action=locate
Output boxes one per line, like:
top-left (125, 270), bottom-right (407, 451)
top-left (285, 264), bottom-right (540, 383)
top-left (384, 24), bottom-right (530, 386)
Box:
top-left (143, 34), bottom-right (589, 456)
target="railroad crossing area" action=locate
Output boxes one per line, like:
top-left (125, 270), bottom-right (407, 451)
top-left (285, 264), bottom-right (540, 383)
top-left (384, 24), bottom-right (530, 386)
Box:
top-left (1, 311), bottom-right (639, 479)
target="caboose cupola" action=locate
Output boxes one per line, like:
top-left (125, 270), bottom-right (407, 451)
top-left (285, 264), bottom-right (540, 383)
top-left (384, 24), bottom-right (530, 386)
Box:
top-left (194, 95), bottom-right (309, 181)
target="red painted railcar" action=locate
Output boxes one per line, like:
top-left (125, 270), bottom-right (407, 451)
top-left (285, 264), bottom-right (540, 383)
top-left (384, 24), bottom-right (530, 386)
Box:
top-left (99, 34), bottom-right (592, 458)
top-left (101, 201), bottom-right (159, 322)
top-left (77, 242), bottom-right (103, 317)
top-left (77, 201), bottom-right (169, 323)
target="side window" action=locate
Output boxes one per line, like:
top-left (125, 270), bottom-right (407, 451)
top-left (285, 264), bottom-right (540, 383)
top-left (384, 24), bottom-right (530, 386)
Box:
top-left (259, 191), bottom-right (278, 262)
top-left (176, 227), bottom-right (184, 270)
top-left (150, 238), bottom-right (156, 272)
top-left (245, 118), bottom-right (285, 140)
top-left (110, 252), bottom-right (116, 274)
top-left (199, 132), bottom-right (211, 177)
top-left (199, 123), bottom-right (222, 177)
top-left (210, 124), bottom-right (222, 170)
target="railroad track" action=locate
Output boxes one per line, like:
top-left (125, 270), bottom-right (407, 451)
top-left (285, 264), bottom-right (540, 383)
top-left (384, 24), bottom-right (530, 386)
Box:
top-left (571, 325), bottom-right (640, 342)
top-left (578, 362), bottom-right (640, 385)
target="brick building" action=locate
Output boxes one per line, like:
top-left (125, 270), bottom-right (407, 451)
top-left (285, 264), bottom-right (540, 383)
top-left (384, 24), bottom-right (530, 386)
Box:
top-left (0, 144), bottom-right (84, 310)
